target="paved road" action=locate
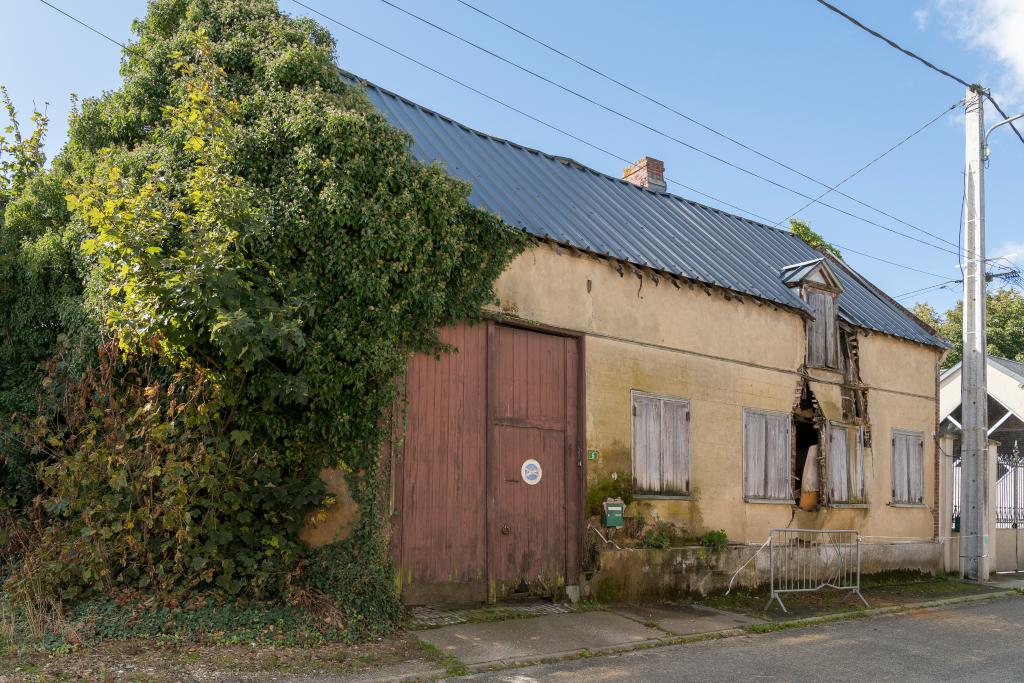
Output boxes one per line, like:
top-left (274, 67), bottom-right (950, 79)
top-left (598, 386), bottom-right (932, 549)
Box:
top-left (460, 596), bottom-right (1024, 682)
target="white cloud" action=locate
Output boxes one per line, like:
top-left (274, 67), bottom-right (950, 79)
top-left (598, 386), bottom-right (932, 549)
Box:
top-left (913, 8), bottom-right (930, 31)
top-left (939, 0), bottom-right (1024, 105)
top-left (992, 240), bottom-right (1024, 263)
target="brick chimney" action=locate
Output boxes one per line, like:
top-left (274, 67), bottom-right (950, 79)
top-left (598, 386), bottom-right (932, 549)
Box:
top-left (622, 156), bottom-right (666, 193)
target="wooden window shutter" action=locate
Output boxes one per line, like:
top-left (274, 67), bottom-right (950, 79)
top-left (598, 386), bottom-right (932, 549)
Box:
top-left (744, 410), bottom-right (791, 500)
top-left (632, 393), bottom-right (692, 495)
top-left (826, 423), bottom-right (850, 503)
top-left (806, 290), bottom-right (839, 369)
top-left (854, 426), bottom-right (866, 501)
top-left (661, 399), bottom-right (691, 495)
top-left (632, 393), bottom-right (661, 493)
top-left (743, 410), bottom-right (767, 498)
top-left (766, 413), bottom-right (792, 500)
top-left (909, 436), bottom-right (925, 503)
top-left (825, 296), bottom-right (838, 368)
top-left (892, 433), bottom-right (907, 502)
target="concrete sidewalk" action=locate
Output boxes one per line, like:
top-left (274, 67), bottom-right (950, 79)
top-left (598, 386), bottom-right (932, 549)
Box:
top-left (416, 603), bottom-right (762, 670)
top-left (346, 582), bottom-right (1021, 682)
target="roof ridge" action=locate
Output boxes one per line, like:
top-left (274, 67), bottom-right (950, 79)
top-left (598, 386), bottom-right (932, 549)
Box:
top-left (339, 68), bottom-right (808, 241)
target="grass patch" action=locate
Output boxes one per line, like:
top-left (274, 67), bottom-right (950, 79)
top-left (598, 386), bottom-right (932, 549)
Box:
top-left (0, 589), bottom-right (399, 656)
top-left (700, 575), bottom-right (998, 622)
top-left (0, 632), bottom-right (430, 682)
top-left (418, 640), bottom-right (468, 677)
top-left (744, 610), bottom-right (871, 634)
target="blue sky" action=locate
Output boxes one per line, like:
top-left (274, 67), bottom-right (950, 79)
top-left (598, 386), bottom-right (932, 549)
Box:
top-left (4, 1), bottom-right (1023, 311)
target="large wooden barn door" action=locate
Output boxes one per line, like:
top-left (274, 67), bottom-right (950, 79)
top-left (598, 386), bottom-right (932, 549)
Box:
top-left (488, 324), bottom-right (579, 599)
top-left (395, 322), bottom-right (580, 605)
top-left (396, 324), bottom-right (489, 605)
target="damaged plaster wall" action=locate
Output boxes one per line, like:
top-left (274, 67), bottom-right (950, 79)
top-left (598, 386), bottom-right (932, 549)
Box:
top-left (489, 244), bottom-right (942, 546)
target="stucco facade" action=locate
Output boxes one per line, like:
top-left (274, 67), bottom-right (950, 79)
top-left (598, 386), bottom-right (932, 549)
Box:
top-left (490, 243), bottom-right (943, 548)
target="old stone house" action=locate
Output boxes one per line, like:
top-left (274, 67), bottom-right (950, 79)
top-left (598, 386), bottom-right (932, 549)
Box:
top-left (312, 73), bottom-right (950, 605)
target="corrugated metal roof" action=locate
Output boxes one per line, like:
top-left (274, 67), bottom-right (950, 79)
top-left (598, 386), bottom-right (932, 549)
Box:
top-left (345, 71), bottom-right (947, 349)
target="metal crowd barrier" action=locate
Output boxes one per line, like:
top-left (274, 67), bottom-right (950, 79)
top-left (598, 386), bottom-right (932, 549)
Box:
top-left (767, 528), bottom-right (868, 612)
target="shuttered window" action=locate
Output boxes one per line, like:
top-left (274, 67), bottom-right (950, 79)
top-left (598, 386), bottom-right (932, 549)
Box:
top-left (826, 423), bottom-right (865, 503)
top-left (892, 430), bottom-right (925, 504)
top-left (806, 289), bottom-right (839, 369)
top-left (631, 392), bottom-right (691, 496)
top-left (743, 409), bottom-right (792, 501)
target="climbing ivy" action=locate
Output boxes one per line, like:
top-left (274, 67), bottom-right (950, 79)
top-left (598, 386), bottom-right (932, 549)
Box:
top-left (1, 0), bottom-right (526, 625)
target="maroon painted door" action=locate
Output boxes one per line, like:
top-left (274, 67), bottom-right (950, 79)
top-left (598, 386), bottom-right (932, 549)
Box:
top-left (488, 324), bottom-right (579, 598)
top-left (396, 324), bottom-right (489, 605)
top-left (395, 322), bottom-right (580, 605)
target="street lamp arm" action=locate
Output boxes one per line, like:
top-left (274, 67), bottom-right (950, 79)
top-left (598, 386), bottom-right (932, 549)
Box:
top-left (986, 113), bottom-right (1024, 141)
top-left (985, 113), bottom-right (1024, 160)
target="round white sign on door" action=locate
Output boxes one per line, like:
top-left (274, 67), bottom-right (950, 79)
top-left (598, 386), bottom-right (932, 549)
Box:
top-left (521, 459), bottom-right (542, 485)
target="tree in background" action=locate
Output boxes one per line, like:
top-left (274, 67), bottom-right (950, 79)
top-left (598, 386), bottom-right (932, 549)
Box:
top-left (911, 288), bottom-right (1024, 368)
top-left (789, 218), bottom-right (842, 259)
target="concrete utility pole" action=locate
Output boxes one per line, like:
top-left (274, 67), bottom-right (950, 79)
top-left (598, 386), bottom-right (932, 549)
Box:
top-left (960, 85), bottom-right (989, 581)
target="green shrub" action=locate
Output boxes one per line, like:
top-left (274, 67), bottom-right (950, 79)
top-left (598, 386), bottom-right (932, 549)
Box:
top-left (642, 530), bottom-right (671, 549)
top-left (585, 475), bottom-right (633, 516)
top-left (698, 529), bottom-right (728, 552)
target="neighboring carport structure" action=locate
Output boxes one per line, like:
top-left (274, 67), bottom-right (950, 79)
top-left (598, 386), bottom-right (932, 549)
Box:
top-left (940, 356), bottom-right (1024, 573)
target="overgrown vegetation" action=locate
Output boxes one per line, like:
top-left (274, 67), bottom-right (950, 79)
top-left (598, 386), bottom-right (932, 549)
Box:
top-left (0, 0), bottom-right (524, 641)
top-left (698, 529), bottom-right (728, 552)
top-left (789, 218), bottom-right (842, 259)
top-left (911, 289), bottom-right (1024, 369)
top-left (642, 530), bottom-right (671, 549)
top-left (585, 474), bottom-right (633, 516)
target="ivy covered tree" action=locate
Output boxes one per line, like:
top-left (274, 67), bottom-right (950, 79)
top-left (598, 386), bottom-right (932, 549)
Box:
top-left (911, 289), bottom-right (1024, 369)
top-left (1, 0), bottom-right (525, 624)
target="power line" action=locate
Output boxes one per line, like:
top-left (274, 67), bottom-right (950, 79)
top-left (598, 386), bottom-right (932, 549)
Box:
top-left (813, 0), bottom-right (1024, 277)
top-left (37, 0), bottom-right (129, 50)
top-left (289, 1), bottom-right (958, 280)
top-left (456, 0), bottom-right (958, 236)
top-left (284, 2), bottom-right (778, 224)
top-left (823, 243), bottom-right (948, 279)
top-left (31, 0), bottom-right (773, 226)
top-left (904, 270), bottom-right (1024, 301)
top-left (813, 0), bottom-right (1024, 148)
top-left (895, 279), bottom-right (962, 300)
top-left (37, 0), bottom-right (960, 286)
top-left (374, 0), bottom-right (974, 259)
top-left (776, 101), bottom-right (960, 226)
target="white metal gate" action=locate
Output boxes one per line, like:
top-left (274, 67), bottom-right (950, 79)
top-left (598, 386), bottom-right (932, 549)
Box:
top-left (767, 529), bottom-right (868, 612)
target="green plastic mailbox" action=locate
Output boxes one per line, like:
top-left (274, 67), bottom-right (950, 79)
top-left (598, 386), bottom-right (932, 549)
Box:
top-left (602, 498), bottom-right (625, 528)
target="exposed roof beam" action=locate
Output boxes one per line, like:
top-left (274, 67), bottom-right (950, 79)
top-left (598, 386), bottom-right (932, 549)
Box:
top-left (989, 410), bottom-right (1015, 436)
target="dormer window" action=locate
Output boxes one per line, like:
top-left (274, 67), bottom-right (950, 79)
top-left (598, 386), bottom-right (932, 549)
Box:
top-left (781, 258), bottom-right (844, 371)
